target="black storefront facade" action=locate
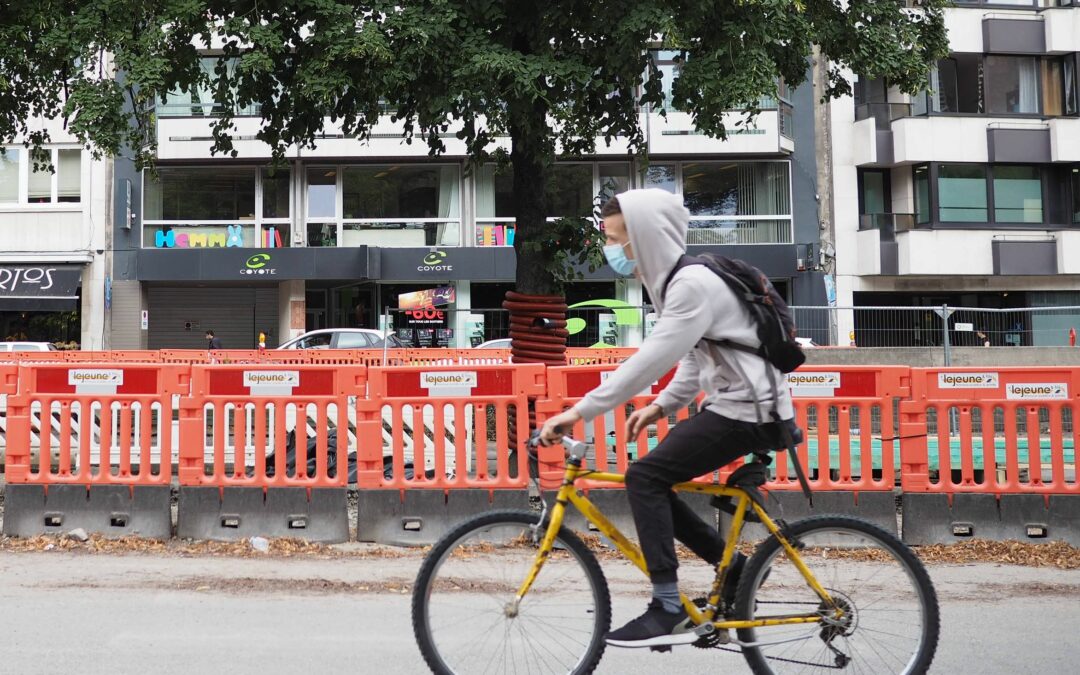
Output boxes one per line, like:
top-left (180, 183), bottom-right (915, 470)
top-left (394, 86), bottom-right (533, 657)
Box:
top-left (0, 263), bottom-right (84, 346)
top-left (129, 241), bottom-right (823, 350)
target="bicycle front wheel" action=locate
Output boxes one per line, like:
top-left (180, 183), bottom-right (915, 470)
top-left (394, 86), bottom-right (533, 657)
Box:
top-left (735, 515), bottom-right (939, 675)
top-left (412, 510), bottom-right (612, 675)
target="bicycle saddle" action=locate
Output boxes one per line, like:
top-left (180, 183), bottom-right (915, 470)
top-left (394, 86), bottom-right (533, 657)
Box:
top-left (712, 455), bottom-right (772, 523)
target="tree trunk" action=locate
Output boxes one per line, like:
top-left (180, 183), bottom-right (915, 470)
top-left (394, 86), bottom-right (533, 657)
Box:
top-left (502, 95), bottom-right (568, 449)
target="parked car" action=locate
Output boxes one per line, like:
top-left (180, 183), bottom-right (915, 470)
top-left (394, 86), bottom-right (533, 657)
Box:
top-left (277, 329), bottom-right (405, 350)
top-left (474, 338), bottom-right (512, 350)
top-left (0, 342), bottom-right (58, 352)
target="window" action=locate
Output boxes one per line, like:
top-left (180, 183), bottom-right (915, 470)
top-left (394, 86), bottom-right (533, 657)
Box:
top-left (1042, 58), bottom-right (1064, 117)
top-left (643, 164), bottom-right (677, 193)
top-left (261, 168), bottom-right (289, 218)
top-left (1072, 168), bottom-right (1080, 223)
top-left (938, 165), bottom-right (988, 222)
top-left (307, 169), bottom-right (336, 219)
top-left (157, 57), bottom-right (257, 117)
top-left (1066, 55), bottom-right (1078, 116)
top-left (935, 55), bottom-right (983, 114)
top-left (993, 166), bottom-right (1043, 223)
top-left (343, 165), bottom-right (460, 219)
top-left (985, 56), bottom-right (1039, 115)
top-left (859, 169), bottom-right (890, 214)
top-left (547, 164), bottom-right (594, 218)
top-left (144, 167), bottom-right (255, 220)
top-left (5, 148), bottom-right (81, 204)
top-left (297, 333), bottom-right (333, 349)
top-left (475, 163), bottom-right (625, 219)
top-left (649, 50), bottom-right (682, 112)
top-left (914, 166), bottom-right (931, 224)
top-left (336, 332), bottom-right (373, 348)
top-left (0, 150), bottom-right (17, 203)
top-left (682, 162), bottom-right (790, 216)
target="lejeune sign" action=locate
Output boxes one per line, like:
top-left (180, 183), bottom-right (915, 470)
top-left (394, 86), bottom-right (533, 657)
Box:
top-left (0, 264), bottom-right (83, 311)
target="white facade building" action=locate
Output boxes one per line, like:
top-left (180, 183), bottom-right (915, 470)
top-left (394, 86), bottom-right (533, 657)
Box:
top-left (830, 4), bottom-right (1080, 346)
top-left (0, 117), bottom-right (110, 350)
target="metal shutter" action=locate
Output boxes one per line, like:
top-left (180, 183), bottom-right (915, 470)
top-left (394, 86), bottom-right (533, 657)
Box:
top-left (147, 286), bottom-right (279, 350)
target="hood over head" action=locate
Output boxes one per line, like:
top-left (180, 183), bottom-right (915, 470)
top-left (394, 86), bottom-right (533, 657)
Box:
top-left (616, 188), bottom-right (689, 312)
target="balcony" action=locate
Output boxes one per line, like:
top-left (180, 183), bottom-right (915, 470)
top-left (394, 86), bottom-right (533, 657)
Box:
top-left (859, 213), bottom-right (915, 241)
top-left (646, 109), bottom-right (792, 156)
top-left (852, 103), bottom-right (910, 167)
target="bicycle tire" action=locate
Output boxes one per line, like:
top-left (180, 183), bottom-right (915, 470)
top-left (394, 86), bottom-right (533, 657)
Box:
top-left (734, 515), bottom-right (939, 675)
top-left (412, 509), bottom-right (612, 675)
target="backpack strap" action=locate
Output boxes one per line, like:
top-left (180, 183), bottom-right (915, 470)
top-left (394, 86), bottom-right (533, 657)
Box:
top-left (660, 254), bottom-right (701, 303)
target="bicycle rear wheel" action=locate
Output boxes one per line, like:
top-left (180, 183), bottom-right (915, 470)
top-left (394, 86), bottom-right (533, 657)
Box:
top-left (734, 516), bottom-right (939, 675)
top-left (412, 510), bottom-right (611, 675)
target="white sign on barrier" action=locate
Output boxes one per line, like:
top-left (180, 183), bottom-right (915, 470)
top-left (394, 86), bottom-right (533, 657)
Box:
top-left (1006, 383), bottom-right (1068, 400)
top-left (421, 371), bottom-right (477, 397)
top-left (69, 369), bottom-right (124, 394)
top-left (244, 370), bottom-right (300, 395)
top-left (937, 372), bottom-right (1000, 389)
top-left (787, 372), bottom-right (840, 397)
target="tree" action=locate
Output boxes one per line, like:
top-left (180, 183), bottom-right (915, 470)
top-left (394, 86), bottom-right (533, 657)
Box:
top-left (2, 0), bottom-right (948, 349)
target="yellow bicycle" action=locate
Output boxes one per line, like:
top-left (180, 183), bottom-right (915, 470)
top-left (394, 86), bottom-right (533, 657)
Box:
top-left (412, 436), bottom-right (939, 674)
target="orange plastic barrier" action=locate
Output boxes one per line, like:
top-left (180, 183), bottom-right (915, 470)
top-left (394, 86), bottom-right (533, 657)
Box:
top-left (355, 364), bottom-right (546, 489)
top-left (109, 350), bottom-right (163, 363)
top-left (900, 367), bottom-right (1080, 496)
top-left (178, 364), bottom-right (365, 488)
top-left (0, 351), bottom-right (68, 363)
top-left (403, 348), bottom-right (512, 365)
top-left (3, 363), bottom-right (190, 485)
top-left (564, 348), bottom-right (637, 365)
top-left (534, 363), bottom-right (682, 489)
top-left (0, 363), bottom-right (19, 450)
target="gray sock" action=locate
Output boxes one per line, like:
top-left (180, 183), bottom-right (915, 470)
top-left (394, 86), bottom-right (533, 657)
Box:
top-left (652, 582), bottom-right (682, 614)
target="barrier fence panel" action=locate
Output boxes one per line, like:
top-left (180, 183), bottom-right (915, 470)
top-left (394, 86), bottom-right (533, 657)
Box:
top-left (176, 364), bottom-right (365, 542)
top-left (0, 363), bottom-right (20, 468)
top-left (354, 363), bottom-right (546, 545)
top-left (900, 367), bottom-right (1080, 546)
top-left (2, 363), bottom-right (190, 538)
top-left (535, 364), bottom-right (909, 536)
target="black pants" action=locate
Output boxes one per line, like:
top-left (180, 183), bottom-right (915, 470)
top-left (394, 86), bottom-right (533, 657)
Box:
top-left (625, 410), bottom-right (790, 585)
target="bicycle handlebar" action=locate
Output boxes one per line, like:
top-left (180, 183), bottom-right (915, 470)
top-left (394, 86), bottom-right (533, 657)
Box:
top-left (528, 429), bottom-right (588, 458)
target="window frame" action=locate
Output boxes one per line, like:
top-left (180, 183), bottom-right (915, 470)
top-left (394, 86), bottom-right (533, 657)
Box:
top-left (918, 162), bottom-right (1063, 229)
top-left (917, 53), bottom-right (1076, 119)
top-left (857, 169), bottom-right (892, 215)
top-left (0, 146), bottom-right (83, 207)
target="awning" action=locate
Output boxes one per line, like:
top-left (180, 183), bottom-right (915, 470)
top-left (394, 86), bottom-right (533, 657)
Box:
top-left (0, 264), bottom-right (83, 311)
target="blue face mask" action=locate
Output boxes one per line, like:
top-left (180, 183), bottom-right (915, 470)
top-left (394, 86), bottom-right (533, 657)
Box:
top-left (603, 241), bottom-right (637, 276)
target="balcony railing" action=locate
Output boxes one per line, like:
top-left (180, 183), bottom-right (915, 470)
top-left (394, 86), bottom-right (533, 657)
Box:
top-left (687, 217), bottom-right (793, 245)
top-left (859, 213), bottom-right (916, 241)
top-left (854, 102), bottom-right (912, 131)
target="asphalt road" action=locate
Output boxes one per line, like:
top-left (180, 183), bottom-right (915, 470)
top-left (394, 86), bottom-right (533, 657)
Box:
top-left (1, 549), bottom-right (1077, 674)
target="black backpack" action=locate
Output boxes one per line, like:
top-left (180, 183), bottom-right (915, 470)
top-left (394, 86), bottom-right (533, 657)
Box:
top-left (662, 253), bottom-right (814, 502)
top-left (661, 253), bottom-right (806, 373)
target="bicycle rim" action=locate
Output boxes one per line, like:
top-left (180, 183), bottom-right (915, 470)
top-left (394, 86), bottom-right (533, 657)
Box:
top-left (416, 513), bottom-right (607, 675)
top-left (737, 519), bottom-right (938, 675)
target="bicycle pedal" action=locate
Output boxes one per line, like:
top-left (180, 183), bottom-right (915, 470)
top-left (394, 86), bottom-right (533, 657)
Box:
top-left (649, 645), bottom-right (672, 653)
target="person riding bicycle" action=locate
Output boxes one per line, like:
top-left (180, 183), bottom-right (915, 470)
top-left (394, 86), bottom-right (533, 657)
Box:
top-left (539, 188), bottom-right (800, 649)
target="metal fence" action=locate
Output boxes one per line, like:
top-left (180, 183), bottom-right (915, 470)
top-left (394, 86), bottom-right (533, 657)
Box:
top-left (792, 305), bottom-right (1080, 352)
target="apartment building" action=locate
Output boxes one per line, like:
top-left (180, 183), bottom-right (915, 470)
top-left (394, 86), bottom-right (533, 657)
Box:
top-left (108, 51), bottom-right (826, 350)
top-left (0, 120), bottom-right (110, 350)
top-left (833, 3), bottom-right (1080, 346)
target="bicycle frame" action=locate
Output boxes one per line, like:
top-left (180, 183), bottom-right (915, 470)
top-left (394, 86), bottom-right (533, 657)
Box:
top-left (515, 457), bottom-right (837, 631)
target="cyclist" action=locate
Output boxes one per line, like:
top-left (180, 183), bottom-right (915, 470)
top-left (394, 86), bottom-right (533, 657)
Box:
top-left (539, 188), bottom-right (799, 649)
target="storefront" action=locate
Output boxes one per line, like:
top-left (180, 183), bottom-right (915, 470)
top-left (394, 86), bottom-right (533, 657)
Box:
top-left (0, 263), bottom-right (84, 346)
top-left (135, 247), bottom-right (374, 349)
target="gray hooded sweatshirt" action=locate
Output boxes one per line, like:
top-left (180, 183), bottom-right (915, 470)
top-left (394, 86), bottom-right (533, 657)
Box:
top-left (572, 188), bottom-right (795, 424)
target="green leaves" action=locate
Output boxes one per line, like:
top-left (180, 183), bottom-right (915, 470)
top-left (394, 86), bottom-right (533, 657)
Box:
top-left (0, 0), bottom-right (947, 292)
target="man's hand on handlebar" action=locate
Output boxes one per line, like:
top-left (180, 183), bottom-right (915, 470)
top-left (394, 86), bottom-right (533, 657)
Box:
top-left (538, 409), bottom-right (583, 446)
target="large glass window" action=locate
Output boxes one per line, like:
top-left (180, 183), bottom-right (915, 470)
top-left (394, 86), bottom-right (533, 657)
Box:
top-left (262, 167), bottom-right (289, 218)
top-left (0, 150), bottom-right (17, 203)
top-left (643, 164), bottom-right (677, 193)
top-left (145, 167), bottom-right (255, 220)
top-left (938, 165), bottom-right (988, 222)
top-left (157, 57), bottom-right (257, 116)
top-left (1042, 58), bottom-right (1064, 117)
top-left (343, 165), bottom-right (460, 219)
top-left (307, 168), bottom-right (337, 219)
top-left (649, 50), bottom-right (681, 112)
top-left (28, 157), bottom-right (52, 203)
top-left (985, 56), bottom-right (1039, 115)
top-left (547, 164), bottom-right (594, 218)
top-left (859, 169), bottom-right (889, 215)
top-left (682, 162), bottom-right (790, 216)
top-left (1066, 55), bottom-right (1078, 116)
top-left (935, 56), bottom-right (983, 114)
top-left (993, 166), bottom-right (1043, 223)
top-left (475, 164), bottom-right (624, 219)
top-left (914, 166), bottom-right (931, 225)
